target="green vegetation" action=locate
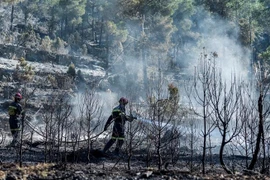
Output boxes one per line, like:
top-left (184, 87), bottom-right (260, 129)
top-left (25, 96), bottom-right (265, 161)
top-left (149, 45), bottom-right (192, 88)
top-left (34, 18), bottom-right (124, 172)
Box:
top-left (14, 57), bottom-right (35, 81)
top-left (0, 0), bottom-right (269, 77)
top-left (67, 62), bottom-right (76, 78)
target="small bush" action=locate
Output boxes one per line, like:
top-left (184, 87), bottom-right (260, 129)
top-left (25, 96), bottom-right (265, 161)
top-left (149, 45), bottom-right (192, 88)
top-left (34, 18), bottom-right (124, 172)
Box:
top-left (77, 69), bottom-right (85, 82)
top-left (40, 36), bottom-right (52, 52)
top-left (19, 57), bottom-right (27, 67)
top-left (67, 63), bottom-right (76, 78)
top-left (53, 37), bottom-right (66, 54)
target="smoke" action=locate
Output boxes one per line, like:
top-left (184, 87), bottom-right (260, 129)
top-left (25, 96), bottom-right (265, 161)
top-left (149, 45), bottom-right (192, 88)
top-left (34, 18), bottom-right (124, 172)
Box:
top-left (183, 8), bottom-right (251, 83)
top-left (98, 90), bottom-right (119, 115)
top-left (18, 4), bottom-right (253, 147)
top-left (104, 7), bottom-right (252, 104)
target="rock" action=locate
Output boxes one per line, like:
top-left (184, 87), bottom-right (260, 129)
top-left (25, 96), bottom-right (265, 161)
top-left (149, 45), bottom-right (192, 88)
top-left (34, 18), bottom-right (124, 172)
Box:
top-left (140, 171), bottom-right (153, 178)
top-left (0, 171), bottom-right (5, 179)
top-left (75, 170), bottom-right (84, 174)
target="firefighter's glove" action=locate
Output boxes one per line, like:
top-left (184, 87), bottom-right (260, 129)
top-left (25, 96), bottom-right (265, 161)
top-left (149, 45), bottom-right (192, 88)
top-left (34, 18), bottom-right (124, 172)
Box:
top-left (128, 114), bottom-right (137, 121)
top-left (132, 116), bottom-right (137, 122)
top-left (21, 111), bottom-right (26, 121)
top-left (21, 110), bottom-right (26, 117)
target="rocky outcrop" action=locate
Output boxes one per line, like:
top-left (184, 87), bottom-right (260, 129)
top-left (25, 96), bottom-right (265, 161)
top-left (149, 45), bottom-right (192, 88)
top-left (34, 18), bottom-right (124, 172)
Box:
top-left (0, 44), bottom-right (106, 121)
top-left (0, 44), bottom-right (105, 68)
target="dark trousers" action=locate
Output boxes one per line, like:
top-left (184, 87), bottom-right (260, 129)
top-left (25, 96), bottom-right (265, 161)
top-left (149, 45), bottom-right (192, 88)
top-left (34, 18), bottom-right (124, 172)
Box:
top-left (103, 139), bottom-right (124, 154)
top-left (103, 122), bottom-right (125, 154)
top-left (11, 130), bottom-right (20, 145)
top-left (9, 118), bottom-right (20, 145)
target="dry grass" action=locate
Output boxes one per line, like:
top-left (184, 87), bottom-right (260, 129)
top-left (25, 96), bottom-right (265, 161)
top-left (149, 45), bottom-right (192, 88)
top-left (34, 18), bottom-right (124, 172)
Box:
top-left (0, 163), bottom-right (55, 180)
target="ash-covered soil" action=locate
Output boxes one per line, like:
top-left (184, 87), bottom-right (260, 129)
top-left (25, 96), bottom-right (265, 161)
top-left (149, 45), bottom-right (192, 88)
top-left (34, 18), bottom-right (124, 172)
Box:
top-left (0, 116), bottom-right (268, 179)
top-left (0, 136), bottom-right (269, 180)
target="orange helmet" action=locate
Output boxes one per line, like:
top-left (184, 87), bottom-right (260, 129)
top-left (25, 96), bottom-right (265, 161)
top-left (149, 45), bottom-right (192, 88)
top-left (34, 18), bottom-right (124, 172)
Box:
top-left (119, 97), bottom-right (128, 105)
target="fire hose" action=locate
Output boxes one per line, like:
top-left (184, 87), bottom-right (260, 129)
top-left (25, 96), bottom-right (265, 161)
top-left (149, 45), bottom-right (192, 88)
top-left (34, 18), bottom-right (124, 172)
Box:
top-left (24, 118), bottom-right (107, 144)
top-left (22, 106), bottom-right (107, 144)
top-left (22, 107), bottom-right (138, 145)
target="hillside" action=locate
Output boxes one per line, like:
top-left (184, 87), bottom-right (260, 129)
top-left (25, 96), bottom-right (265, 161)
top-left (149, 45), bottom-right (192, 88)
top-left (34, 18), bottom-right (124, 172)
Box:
top-left (0, 43), bottom-right (106, 115)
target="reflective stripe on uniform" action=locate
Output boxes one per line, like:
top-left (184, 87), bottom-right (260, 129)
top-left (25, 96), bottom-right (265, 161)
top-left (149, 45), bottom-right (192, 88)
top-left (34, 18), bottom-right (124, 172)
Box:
top-left (10, 128), bottom-right (20, 131)
top-left (9, 106), bottom-right (17, 110)
top-left (8, 106), bottom-right (17, 115)
top-left (112, 136), bottom-right (125, 140)
top-left (112, 109), bottom-right (121, 113)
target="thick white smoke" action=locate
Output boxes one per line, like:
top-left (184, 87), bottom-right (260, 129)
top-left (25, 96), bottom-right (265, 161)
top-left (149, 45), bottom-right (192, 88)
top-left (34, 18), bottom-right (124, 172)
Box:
top-left (184, 9), bottom-right (251, 82)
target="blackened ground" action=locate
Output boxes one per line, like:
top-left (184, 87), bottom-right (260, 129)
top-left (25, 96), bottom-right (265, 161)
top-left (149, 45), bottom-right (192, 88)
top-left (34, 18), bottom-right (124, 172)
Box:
top-left (0, 142), bottom-right (269, 180)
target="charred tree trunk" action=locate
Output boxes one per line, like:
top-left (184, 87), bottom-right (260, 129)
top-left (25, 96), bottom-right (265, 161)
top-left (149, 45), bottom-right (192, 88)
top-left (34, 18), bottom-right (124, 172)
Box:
top-left (248, 94), bottom-right (263, 170)
top-left (19, 114), bottom-right (25, 167)
top-left (99, 18), bottom-right (103, 46)
top-left (190, 127), bottom-right (194, 172)
top-left (45, 123), bottom-right (48, 162)
top-left (219, 125), bottom-right (233, 174)
top-left (146, 137), bottom-right (151, 168)
top-left (261, 127), bottom-right (266, 173)
top-left (87, 125), bottom-right (91, 162)
top-left (202, 133), bottom-right (207, 174)
top-left (127, 128), bottom-right (132, 170)
top-left (10, 5), bottom-right (14, 31)
top-left (127, 145), bottom-right (132, 170)
top-left (202, 104), bottom-right (208, 174)
top-left (157, 131), bottom-right (162, 171)
top-left (244, 121), bottom-right (249, 168)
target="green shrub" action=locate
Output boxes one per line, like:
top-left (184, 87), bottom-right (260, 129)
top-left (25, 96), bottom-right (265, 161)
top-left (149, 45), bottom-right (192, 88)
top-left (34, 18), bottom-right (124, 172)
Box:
top-left (67, 63), bottom-right (76, 78)
top-left (53, 37), bottom-right (65, 53)
top-left (40, 36), bottom-right (52, 52)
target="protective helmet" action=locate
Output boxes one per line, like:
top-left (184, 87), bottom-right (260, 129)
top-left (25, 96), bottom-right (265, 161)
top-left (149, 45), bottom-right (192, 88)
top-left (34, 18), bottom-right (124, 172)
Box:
top-left (15, 92), bottom-right (22, 100)
top-left (119, 97), bottom-right (128, 105)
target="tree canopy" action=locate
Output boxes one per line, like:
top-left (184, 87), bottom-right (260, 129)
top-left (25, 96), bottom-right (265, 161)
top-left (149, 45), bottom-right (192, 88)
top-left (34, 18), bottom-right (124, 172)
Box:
top-left (1, 0), bottom-right (270, 76)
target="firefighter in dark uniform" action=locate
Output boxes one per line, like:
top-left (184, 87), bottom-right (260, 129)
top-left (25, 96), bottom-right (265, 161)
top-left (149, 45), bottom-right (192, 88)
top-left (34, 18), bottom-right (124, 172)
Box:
top-left (103, 97), bottom-right (134, 155)
top-left (8, 92), bottom-right (24, 146)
